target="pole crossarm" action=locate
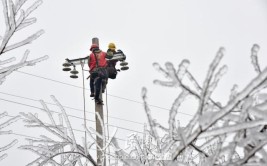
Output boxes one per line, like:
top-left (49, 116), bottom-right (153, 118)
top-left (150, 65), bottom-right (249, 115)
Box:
top-left (65, 56), bottom-right (89, 66)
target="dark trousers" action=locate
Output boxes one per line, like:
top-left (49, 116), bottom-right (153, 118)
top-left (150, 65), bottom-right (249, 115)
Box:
top-left (90, 77), bottom-right (95, 94)
top-left (90, 76), bottom-right (106, 100)
top-left (94, 77), bottom-right (102, 100)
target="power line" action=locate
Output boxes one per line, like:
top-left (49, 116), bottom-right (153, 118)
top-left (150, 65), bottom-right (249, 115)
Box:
top-left (0, 97), bottom-right (144, 134)
top-left (0, 91), bottom-right (145, 125)
top-left (16, 71), bottom-right (194, 117)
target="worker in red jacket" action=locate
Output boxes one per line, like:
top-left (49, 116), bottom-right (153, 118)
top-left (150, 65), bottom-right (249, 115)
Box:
top-left (88, 44), bottom-right (108, 104)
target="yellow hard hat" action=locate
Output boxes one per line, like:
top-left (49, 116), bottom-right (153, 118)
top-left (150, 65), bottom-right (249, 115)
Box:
top-left (108, 43), bottom-right (116, 50)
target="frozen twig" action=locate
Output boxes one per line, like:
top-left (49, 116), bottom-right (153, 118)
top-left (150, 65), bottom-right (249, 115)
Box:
top-left (251, 44), bottom-right (261, 74)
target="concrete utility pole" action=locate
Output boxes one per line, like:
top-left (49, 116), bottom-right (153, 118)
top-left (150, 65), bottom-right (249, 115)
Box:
top-left (92, 37), bottom-right (106, 166)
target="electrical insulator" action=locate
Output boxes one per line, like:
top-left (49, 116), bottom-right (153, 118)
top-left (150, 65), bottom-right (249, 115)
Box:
top-left (120, 61), bottom-right (128, 66)
top-left (70, 74), bottom-right (78, 79)
top-left (120, 60), bottom-right (129, 71)
top-left (121, 66), bottom-right (129, 71)
top-left (62, 61), bottom-right (72, 71)
top-left (70, 68), bottom-right (79, 74)
top-left (63, 67), bottom-right (71, 71)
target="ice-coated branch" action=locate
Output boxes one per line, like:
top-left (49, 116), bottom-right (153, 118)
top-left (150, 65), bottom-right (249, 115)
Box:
top-left (0, 0), bottom-right (44, 55)
top-left (0, 112), bottom-right (7, 119)
top-left (209, 66), bottom-right (267, 128)
top-left (0, 57), bottom-right (15, 65)
top-left (24, 0), bottom-right (42, 18)
top-left (20, 97), bottom-right (98, 166)
top-left (0, 111), bottom-right (19, 162)
top-left (0, 154), bottom-right (7, 161)
top-left (3, 30), bottom-right (44, 53)
top-left (14, 0), bottom-right (27, 13)
top-left (39, 100), bottom-right (56, 126)
top-left (237, 139), bottom-right (267, 165)
top-left (171, 66), bottom-right (267, 160)
top-left (154, 61), bottom-right (222, 110)
top-left (50, 96), bottom-right (83, 166)
top-left (198, 47), bottom-right (225, 115)
top-left (111, 138), bottom-right (143, 166)
top-left (39, 151), bottom-right (96, 166)
top-left (199, 119), bottom-right (267, 138)
top-left (118, 45), bottom-right (267, 165)
top-left (0, 0), bottom-right (47, 86)
top-left (0, 139), bottom-right (18, 153)
top-left (153, 62), bottom-right (169, 78)
top-left (1, 0), bottom-right (10, 28)
top-left (0, 52), bottom-right (48, 85)
top-left (0, 115), bottom-right (20, 129)
top-left (169, 90), bottom-right (189, 138)
top-left (142, 87), bottom-right (161, 151)
top-left (251, 44), bottom-right (261, 74)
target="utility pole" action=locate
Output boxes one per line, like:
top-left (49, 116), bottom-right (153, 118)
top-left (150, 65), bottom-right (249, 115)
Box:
top-left (92, 37), bottom-right (106, 166)
top-left (63, 37), bottom-right (128, 166)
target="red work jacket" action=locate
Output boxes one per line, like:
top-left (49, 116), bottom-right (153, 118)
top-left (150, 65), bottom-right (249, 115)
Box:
top-left (88, 52), bottom-right (107, 72)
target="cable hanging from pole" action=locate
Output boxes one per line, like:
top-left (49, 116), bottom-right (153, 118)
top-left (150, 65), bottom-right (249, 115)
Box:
top-left (81, 59), bottom-right (88, 155)
top-left (105, 85), bottom-right (111, 166)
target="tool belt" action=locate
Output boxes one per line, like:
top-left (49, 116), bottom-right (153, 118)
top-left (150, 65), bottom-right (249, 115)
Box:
top-left (91, 67), bottom-right (108, 79)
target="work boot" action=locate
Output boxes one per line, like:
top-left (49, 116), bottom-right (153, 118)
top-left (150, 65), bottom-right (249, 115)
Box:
top-left (90, 93), bottom-right (95, 97)
top-left (95, 98), bottom-right (103, 105)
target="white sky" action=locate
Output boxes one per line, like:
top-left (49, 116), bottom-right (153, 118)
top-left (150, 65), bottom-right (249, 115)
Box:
top-left (1, 0), bottom-right (267, 165)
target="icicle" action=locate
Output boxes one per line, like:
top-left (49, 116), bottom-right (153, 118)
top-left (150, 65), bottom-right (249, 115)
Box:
top-left (165, 62), bottom-right (180, 84)
top-left (153, 80), bottom-right (176, 87)
top-left (209, 65), bottom-right (228, 93)
top-left (153, 62), bottom-right (169, 78)
top-left (20, 49), bottom-right (30, 63)
top-left (229, 84), bottom-right (238, 101)
top-left (251, 44), bottom-right (261, 73)
top-left (177, 59), bottom-right (190, 80)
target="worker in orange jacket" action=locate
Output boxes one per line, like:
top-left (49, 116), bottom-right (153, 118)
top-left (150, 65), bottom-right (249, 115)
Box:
top-left (88, 44), bottom-right (108, 104)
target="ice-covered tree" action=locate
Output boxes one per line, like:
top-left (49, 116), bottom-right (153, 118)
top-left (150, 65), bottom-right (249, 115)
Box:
top-left (110, 44), bottom-right (267, 166)
top-left (0, 0), bottom-right (48, 84)
top-left (0, 0), bottom-right (47, 161)
top-left (0, 112), bottom-right (20, 161)
top-left (19, 95), bottom-right (98, 166)
top-left (20, 45), bottom-right (267, 166)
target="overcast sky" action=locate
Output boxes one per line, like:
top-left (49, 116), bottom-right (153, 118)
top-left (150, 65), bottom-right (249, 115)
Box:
top-left (1, 0), bottom-right (267, 165)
